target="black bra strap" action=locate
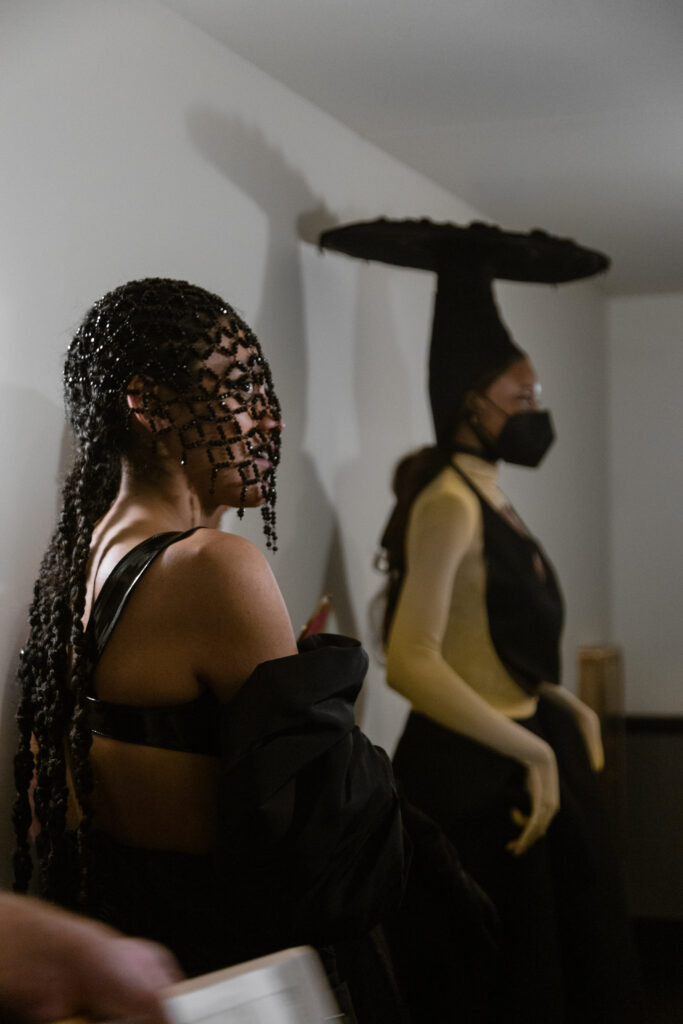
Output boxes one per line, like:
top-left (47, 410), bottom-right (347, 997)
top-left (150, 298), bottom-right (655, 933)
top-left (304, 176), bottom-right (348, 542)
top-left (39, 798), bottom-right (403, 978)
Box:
top-left (86, 528), bottom-right (202, 663)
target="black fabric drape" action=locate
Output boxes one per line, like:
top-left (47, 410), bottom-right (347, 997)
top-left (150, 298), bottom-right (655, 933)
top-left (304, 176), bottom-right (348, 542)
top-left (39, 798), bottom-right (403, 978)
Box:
top-left (215, 634), bottom-right (408, 953)
top-left (393, 695), bottom-right (644, 1024)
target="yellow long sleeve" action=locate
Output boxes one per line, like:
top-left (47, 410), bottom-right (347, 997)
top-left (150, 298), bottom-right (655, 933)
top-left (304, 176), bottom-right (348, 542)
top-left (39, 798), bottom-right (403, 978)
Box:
top-left (386, 465), bottom-right (548, 766)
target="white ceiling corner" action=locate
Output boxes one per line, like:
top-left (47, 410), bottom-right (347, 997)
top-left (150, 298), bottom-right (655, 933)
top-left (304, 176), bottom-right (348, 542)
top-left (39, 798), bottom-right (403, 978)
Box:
top-left (161, 0), bottom-right (683, 296)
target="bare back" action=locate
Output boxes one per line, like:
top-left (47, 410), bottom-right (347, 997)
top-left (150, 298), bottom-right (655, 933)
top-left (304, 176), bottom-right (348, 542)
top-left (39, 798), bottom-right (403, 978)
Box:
top-left (81, 525), bottom-right (296, 852)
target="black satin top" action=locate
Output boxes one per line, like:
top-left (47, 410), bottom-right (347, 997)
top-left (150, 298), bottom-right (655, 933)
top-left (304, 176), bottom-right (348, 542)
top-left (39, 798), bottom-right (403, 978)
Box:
top-left (85, 527), bottom-right (222, 754)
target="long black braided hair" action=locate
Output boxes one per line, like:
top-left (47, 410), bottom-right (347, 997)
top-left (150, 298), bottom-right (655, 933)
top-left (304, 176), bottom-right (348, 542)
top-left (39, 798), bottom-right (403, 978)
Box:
top-left (12, 278), bottom-right (280, 905)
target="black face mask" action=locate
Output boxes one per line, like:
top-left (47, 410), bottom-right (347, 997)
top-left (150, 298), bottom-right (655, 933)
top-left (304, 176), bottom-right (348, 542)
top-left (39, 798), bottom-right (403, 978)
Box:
top-left (493, 409), bottom-right (555, 466)
top-left (473, 407), bottom-right (555, 467)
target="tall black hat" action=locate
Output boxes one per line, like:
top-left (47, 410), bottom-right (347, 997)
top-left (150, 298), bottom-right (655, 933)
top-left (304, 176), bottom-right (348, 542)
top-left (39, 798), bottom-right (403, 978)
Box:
top-left (319, 218), bottom-right (610, 448)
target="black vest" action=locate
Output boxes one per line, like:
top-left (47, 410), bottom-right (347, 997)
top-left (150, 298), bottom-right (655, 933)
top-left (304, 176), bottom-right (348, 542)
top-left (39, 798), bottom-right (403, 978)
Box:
top-left (456, 465), bottom-right (564, 694)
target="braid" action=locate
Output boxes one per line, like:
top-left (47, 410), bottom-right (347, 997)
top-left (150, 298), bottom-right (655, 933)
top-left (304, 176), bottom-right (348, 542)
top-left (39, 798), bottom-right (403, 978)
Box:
top-left (67, 438), bottom-right (119, 904)
top-left (12, 664), bottom-right (37, 893)
top-left (13, 278), bottom-right (280, 908)
top-left (12, 441), bottom-right (119, 903)
top-left (14, 514), bottom-right (74, 899)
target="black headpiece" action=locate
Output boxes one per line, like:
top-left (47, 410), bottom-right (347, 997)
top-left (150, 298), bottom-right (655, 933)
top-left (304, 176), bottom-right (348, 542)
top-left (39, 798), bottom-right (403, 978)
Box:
top-left (320, 219), bottom-right (610, 448)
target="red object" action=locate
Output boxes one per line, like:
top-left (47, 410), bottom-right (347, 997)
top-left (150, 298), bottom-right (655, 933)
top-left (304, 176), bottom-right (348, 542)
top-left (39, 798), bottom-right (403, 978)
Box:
top-left (299, 596), bottom-right (331, 640)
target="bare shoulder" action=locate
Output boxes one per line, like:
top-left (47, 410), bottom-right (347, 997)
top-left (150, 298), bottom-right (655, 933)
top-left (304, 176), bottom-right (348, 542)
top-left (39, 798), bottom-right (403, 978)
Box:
top-left (162, 529), bottom-right (297, 697)
top-left (169, 527), bottom-right (275, 583)
top-left (164, 528), bottom-right (287, 620)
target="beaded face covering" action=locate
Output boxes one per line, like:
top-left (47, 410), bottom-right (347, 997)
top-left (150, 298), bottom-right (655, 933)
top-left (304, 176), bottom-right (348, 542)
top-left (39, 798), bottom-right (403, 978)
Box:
top-left (64, 278), bottom-right (281, 548)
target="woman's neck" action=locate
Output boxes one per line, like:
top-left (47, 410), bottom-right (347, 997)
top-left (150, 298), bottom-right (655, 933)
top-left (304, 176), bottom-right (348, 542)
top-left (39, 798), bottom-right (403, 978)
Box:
top-left (452, 421), bottom-right (498, 464)
top-left (452, 419), bottom-right (484, 452)
top-left (108, 460), bottom-right (225, 533)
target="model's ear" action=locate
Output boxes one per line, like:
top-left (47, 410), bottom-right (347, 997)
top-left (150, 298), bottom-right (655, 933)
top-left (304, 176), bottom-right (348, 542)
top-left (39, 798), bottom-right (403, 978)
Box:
top-left (126, 375), bottom-right (172, 434)
top-left (462, 388), bottom-right (482, 424)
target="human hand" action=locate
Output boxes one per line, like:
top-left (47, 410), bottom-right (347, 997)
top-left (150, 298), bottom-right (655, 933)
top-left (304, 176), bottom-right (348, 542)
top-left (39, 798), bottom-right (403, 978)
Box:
top-left (569, 699), bottom-right (605, 772)
top-left (506, 739), bottom-right (560, 856)
top-left (0, 893), bottom-right (181, 1023)
top-left (538, 684), bottom-right (605, 772)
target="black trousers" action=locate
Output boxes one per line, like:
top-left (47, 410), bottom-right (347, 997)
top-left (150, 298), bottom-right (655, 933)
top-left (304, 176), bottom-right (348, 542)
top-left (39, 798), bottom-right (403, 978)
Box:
top-left (392, 695), bottom-right (644, 1024)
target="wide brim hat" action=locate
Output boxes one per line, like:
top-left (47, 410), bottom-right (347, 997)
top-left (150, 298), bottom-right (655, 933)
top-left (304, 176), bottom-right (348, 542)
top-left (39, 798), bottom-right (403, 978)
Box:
top-left (320, 218), bottom-right (610, 446)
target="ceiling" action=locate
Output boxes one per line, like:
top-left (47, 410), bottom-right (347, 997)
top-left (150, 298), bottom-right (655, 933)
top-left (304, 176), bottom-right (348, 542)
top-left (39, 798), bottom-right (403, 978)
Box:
top-left (161, 0), bottom-right (683, 295)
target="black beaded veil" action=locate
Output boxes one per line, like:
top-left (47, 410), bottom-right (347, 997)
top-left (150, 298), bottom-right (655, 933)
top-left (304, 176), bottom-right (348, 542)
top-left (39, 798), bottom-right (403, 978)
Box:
top-left (12, 278), bottom-right (280, 904)
top-left (64, 277), bottom-right (281, 536)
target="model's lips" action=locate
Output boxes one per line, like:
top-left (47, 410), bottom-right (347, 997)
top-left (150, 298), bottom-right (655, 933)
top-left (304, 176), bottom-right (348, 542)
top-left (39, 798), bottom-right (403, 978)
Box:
top-left (250, 439), bottom-right (278, 471)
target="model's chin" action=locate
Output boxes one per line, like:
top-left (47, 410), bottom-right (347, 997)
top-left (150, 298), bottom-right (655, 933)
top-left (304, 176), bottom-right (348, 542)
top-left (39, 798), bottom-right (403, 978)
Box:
top-left (237, 473), bottom-right (273, 507)
top-left (206, 459), bottom-right (276, 509)
top-left (240, 485), bottom-right (267, 508)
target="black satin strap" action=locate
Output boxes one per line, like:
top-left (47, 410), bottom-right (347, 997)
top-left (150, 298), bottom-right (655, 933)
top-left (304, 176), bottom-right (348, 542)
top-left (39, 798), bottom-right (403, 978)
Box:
top-left (85, 527), bottom-right (221, 755)
top-left (87, 528), bottom-right (202, 661)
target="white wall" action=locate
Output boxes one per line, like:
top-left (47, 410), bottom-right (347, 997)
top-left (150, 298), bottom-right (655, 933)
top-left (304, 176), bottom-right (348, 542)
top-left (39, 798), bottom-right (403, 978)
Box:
top-left (0, 0), bottom-right (610, 884)
top-left (607, 292), bottom-right (683, 714)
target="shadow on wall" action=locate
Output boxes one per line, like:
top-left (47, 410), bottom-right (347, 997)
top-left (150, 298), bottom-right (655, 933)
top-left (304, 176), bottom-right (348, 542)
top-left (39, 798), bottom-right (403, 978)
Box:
top-left (0, 387), bottom-right (68, 885)
top-left (334, 264), bottom-right (433, 748)
top-left (186, 104), bottom-right (357, 632)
